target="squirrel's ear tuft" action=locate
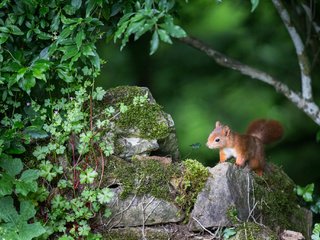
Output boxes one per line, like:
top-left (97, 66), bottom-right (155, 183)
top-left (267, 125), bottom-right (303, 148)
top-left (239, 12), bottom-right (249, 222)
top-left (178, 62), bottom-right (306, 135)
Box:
top-left (225, 126), bottom-right (231, 136)
top-left (215, 121), bottom-right (221, 128)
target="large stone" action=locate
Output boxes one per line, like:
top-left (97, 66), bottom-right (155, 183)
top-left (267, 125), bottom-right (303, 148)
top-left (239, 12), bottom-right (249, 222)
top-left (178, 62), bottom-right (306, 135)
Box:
top-left (102, 86), bottom-right (180, 161)
top-left (117, 137), bottom-right (159, 159)
top-left (103, 187), bottom-right (184, 228)
top-left (189, 162), bottom-right (312, 238)
top-left (189, 162), bottom-right (253, 231)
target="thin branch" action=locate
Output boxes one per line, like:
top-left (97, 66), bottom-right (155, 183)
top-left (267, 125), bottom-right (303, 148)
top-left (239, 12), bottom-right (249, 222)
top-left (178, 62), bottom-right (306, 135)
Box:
top-left (192, 217), bottom-right (216, 238)
top-left (272, 0), bottom-right (313, 100)
top-left (179, 36), bottom-right (320, 126)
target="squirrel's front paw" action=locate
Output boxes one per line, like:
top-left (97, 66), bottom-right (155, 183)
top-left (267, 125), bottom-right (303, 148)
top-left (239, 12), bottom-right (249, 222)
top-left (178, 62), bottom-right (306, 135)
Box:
top-left (235, 160), bottom-right (246, 167)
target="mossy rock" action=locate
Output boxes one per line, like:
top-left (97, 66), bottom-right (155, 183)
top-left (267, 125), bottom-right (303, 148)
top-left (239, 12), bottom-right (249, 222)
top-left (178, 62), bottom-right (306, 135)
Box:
top-left (189, 162), bottom-right (311, 238)
top-left (102, 228), bottom-right (169, 240)
top-left (230, 222), bottom-right (277, 240)
top-left (99, 86), bottom-right (180, 160)
top-left (254, 164), bottom-right (312, 238)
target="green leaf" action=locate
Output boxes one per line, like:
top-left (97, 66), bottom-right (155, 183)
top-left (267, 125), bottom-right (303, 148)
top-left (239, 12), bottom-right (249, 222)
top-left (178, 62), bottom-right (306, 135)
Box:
top-left (82, 44), bottom-right (96, 56)
top-left (51, 12), bottom-right (61, 31)
top-left (89, 53), bottom-right (100, 70)
top-left (223, 227), bottom-right (237, 239)
top-left (0, 26), bottom-right (10, 33)
top-left (150, 30), bottom-right (159, 55)
top-left (57, 69), bottom-right (73, 83)
top-left (7, 141), bottom-right (26, 154)
top-left (161, 16), bottom-right (186, 38)
top-left (0, 174), bottom-right (14, 197)
top-left (250, 0), bottom-right (260, 12)
top-left (71, 0), bottom-right (82, 10)
top-left (18, 222), bottom-right (46, 240)
top-left (75, 29), bottom-right (84, 50)
top-left (158, 29), bottom-right (172, 44)
top-left (97, 188), bottom-right (114, 204)
top-left (86, 0), bottom-right (97, 17)
top-left (18, 72), bottom-right (36, 94)
top-left (20, 200), bottom-right (36, 221)
top-left (23, 126), bottom-right (48, 139)
top-left (0, 157), bottom-right (23, 176)
top-left (0, 33), bottom-right (9, 44)
top-left (9, 25), bottom-right (24, 35)
top-left (133, 20), bottom-right (154, 41)
top-left (296, 183), bottom-right (314, 202)
top-left (0, 196), bottom-right (19, 222)
top-left (20, 169), bottom-right (39, 182)
top-left (57, 26), bottom-right (73, 44)
top-left (15, 169), bottom-right (39, 196)
top-left (0, 197), bottom-right (46, 240)
top-left (60, 45), bottom-right (78, 61)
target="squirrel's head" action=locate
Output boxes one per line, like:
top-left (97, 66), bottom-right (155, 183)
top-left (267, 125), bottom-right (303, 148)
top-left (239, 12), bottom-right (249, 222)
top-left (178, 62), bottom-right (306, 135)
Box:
top-left (206, 121), bottom-right (231, 149)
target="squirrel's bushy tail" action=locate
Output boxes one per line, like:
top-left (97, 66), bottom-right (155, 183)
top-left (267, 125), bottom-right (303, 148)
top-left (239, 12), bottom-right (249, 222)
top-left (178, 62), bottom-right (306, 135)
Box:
top-left (246, 119), bottom-right (283, 144)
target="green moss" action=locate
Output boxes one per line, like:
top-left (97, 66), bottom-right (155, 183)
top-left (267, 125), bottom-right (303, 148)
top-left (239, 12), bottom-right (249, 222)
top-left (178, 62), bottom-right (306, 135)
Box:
top-left (253, 164), bottom-right (303, 233)
top-left (102, 86), bottom-right (170, 140)
top-left (234, 222), bottom-right (277, 240)
top-left (104, 86), bottom-right (145, 106)
top-left (226, 205), bottom-right (239, 225)
top-left (107, 156), bottom-right (180, 200)
top-left (175, 159), bottom-right (209, 220)
top-left (107, 157), bottom-right (210, 223)
top-left (103, 228), bottom-right (169, 240)
top-left (118, 102), bottom-right (169, 140)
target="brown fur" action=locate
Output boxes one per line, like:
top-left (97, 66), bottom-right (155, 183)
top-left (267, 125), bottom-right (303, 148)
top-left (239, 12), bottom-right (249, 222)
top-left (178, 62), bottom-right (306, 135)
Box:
top-left (207, 120), bottom-right (283, 176)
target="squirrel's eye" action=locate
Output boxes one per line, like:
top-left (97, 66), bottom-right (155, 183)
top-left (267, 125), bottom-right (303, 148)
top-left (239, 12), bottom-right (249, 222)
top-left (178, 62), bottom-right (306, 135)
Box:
top-left (215, 138), bottom-right (220, 142)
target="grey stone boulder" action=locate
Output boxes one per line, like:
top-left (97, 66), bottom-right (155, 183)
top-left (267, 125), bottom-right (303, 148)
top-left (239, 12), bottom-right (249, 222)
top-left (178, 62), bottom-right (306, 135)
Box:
top-left (189, 162), bottom-right (253, 231)
top-left (189, 162), bottom-right (312, 238)
top-left (117, 137), bottom-right (159, 159)
top-left (102, 86), bottom-right (180, 161)
top-left (103, 187), bottom-right (184, 228)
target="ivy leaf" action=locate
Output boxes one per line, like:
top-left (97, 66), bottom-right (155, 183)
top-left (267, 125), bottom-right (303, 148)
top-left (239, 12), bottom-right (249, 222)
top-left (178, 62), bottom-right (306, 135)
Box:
top-left (0, 197), bottom-right (46, 240)
top-left (0, 196), bottom-right (19, 222)
top-left (0, 156), bottom-right (23, 176)
top-left (250, 0), bottom-right (260, 12)
top-left (15, 169), bottom-right (39, 196)
top-left (23, 126), bottom-right (48, 139)
top-left (150, 30), bottom-right (159, 55)
top-left (0, 174), bottom-right (14, 197)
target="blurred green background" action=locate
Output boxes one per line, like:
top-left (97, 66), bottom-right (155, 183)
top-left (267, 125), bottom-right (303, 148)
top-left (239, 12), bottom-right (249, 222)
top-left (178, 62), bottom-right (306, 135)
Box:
top-left (96, 1), bottom-right (320, 186)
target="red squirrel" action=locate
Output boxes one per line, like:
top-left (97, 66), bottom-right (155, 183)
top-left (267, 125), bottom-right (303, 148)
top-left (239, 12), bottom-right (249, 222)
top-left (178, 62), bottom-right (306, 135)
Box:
top-left (206, 119), bottom-right (283, 176)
